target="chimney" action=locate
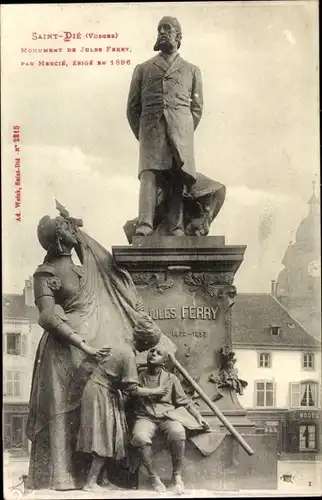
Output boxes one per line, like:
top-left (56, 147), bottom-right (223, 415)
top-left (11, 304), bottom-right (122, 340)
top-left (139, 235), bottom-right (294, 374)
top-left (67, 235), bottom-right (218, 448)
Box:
top-left (23, 276), bottom-right (34, 307)
top-left (271, 280), bottom-right (277, 297)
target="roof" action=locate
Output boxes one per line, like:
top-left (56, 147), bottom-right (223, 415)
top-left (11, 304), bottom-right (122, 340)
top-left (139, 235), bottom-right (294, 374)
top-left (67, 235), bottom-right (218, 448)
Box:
top-left (232, 293), bottom-right (320, 349)
top-left (3, 294), bottom-right (38, 321)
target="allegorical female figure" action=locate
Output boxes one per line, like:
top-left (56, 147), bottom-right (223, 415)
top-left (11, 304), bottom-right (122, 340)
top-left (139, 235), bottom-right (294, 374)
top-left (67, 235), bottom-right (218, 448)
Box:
top-left (26, 208), bottom-right (171, 491)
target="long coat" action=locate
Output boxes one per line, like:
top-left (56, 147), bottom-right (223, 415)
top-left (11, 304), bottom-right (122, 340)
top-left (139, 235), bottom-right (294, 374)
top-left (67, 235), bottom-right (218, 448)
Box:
top-left (127, 53), bottom-right (203, 186)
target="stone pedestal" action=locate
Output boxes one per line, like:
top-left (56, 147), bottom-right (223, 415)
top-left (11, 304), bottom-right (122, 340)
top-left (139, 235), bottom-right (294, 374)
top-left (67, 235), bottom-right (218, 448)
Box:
top-left (112, 236), bottom-right (277, 490)
top-left (113, 236), bottom-right (248, 414)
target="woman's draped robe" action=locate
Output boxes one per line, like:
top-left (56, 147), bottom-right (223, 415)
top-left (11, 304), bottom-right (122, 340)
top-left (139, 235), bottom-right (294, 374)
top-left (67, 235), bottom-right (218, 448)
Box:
top-left (26, 230), bottom-right (175, 490)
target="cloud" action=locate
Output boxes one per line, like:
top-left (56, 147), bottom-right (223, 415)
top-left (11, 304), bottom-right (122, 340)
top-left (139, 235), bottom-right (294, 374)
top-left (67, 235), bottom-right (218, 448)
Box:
top-left (2, 144), bottom-right (139, 292)
top-left (284, 29), bottom-right (296, 45)
top-left (227, 185), bottom-right (293, 207)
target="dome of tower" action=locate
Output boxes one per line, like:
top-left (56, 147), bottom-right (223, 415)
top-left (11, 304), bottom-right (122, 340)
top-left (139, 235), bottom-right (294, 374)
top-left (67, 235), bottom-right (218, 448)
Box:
top-left (295, 185), bottom-right (319, 245)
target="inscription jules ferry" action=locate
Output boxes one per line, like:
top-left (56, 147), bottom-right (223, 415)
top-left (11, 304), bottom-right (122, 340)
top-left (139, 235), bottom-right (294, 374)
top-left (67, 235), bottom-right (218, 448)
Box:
top-left (149, 306), bottom-right (218, 339)
top-left (149, 305), bottom-right (218, 320)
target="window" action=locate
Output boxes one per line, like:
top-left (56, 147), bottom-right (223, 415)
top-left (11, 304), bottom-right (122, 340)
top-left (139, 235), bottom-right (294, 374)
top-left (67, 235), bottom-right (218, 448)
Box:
top-left (6, 333), bottom-right (27, 355)
top-left (265, 421), bottom-right (279, 434)
top-left (11, 416), bottom-right (24, 449)
top-left (299, 424), bottom-right (316, 451)
top-left (4, 370), bottom-right (21, 397)
top-left (302, 353), bottom-right (314, 370)
top-left (270, 326), bottom-right (281, 336)
top-left (255, 381), bottom-right (275, 407)
top-left (4, 414), bottom-right (28, 451)
top-left (255, 426), bottom-right (265, 434)
top-left (259, 352), bottom-right (271, 368)
top-left (290, 381), bottom-right (318, 408)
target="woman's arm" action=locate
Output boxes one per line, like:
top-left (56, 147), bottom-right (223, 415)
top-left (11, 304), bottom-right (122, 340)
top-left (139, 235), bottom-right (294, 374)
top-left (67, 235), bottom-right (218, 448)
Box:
top-left (36, 294), bottom-right (89, 352)
top-left (34, 275), bottom-right (108, 360)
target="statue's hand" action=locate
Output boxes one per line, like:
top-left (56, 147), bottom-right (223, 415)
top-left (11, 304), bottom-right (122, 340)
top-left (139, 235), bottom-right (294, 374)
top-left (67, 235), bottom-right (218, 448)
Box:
top-left (149, 385), bottom-right (168, 397)
top-left (82, 344), bottom-right (111, 362)
top-left (196, 416), bottom-right (211, 431)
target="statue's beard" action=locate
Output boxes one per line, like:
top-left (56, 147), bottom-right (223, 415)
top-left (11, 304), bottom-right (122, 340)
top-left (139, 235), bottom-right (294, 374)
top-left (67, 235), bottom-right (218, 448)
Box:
top-left (153, 37), bottom-right (176, 53)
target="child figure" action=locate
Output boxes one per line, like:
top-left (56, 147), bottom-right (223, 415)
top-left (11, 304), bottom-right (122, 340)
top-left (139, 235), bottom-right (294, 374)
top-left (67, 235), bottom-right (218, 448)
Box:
top-left (76, 327), bottom-right (167, 492)
top-left (131, 346), bottom-right (210, 494)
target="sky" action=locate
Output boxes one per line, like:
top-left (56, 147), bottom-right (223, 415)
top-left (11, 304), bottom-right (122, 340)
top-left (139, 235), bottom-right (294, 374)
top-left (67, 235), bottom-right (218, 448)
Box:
top-left (1, 1), bottom-right (320, 295)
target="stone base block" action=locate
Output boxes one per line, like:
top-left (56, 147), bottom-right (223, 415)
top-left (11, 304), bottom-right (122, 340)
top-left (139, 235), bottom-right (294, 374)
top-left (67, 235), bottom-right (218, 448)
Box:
top-left (138, 432), bottom-right (277, 491)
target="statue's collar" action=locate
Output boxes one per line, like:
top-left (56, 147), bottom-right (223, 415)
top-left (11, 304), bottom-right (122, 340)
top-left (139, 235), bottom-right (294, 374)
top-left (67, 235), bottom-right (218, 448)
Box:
top-left (153, 52), bottom-right (184, 76)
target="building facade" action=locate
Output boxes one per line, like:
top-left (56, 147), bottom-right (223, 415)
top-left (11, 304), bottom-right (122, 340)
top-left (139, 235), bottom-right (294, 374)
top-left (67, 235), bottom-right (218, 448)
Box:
top-left (232, 292), bottom-right (321, 463)
top-left (3, 279), bottom-right (42, 454)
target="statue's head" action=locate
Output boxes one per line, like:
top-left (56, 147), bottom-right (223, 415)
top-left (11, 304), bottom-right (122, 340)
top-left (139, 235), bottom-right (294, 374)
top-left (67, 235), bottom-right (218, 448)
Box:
top-left (133, 313), bottom-right (162, 352)
top-left (147, 346), bottom-right (169, 366)
top-left (153, 16), bottom-right (182, 53)
top-left (37, 215), bottom-right (78, 257)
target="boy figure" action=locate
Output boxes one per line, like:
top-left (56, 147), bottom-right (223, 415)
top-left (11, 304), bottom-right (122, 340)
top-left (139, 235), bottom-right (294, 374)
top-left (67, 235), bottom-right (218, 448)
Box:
top-left (131, 346), bottom-right (210, 494)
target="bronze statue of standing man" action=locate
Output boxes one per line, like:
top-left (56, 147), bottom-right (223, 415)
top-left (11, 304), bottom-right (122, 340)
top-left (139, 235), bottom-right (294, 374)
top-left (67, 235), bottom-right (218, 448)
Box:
top-left (127, 16), bottom-right (203, 236)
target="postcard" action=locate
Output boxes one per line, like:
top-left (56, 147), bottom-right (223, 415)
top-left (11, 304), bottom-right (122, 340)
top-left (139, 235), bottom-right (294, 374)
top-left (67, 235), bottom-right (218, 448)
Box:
top-left (2, 2), bottom-right (320, 498)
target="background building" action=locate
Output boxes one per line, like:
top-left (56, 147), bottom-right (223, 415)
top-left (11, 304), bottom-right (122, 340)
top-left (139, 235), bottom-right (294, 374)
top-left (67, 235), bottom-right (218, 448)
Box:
top-left (232, 291), bottom-right (321, 462)
top-left (3, 278), bottom-right (42, 454)
top-left (230, 181), bottom-right (321, 489)
top-left (275, 182), bottom-right (320, 340)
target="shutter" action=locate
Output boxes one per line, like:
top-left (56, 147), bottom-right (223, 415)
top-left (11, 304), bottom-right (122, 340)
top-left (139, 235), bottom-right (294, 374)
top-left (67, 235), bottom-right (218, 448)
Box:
top-left (21, 335), bottom-right (27, 355)
top-left (14, 371), bottom-right (21, 397)
top-left (3, 371), bottom-right (6, 396)
top-left (268, 353), bottom-right (272, 368)
top-left (265, 381), bottom-right (275, 407)
top-left (6, 371), bottom-right (13, 396)
top-left (16, 334), bottom-right (21, 354)
top-left (290, 382), bottom-right (300, 408)
top-left (311, 354), bottom-right (315, 369)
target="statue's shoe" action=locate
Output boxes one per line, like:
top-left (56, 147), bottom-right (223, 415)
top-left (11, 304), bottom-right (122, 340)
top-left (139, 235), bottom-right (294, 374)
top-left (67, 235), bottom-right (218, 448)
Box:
top-left (171, 475), bottom-right (185, 495)
top-left (82, 483), bottom-right (107, 493)
top-left (99, 480), bottom-right (124, 490)
top-left (135, 225), bottom-right (154, 236)
top-left (169, 229), bottom-right (185, 236)
top-left (150, 476), bottom-right (167, 493)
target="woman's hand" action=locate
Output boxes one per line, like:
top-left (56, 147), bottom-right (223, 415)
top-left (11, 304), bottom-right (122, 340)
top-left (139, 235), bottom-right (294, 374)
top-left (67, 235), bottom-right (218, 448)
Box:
top-left (82, 344), bottom-right (111, 362)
